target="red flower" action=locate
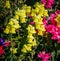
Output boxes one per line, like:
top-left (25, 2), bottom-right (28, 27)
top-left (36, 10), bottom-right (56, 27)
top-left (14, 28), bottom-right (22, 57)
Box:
top-left (0, 46), bottom-right (4, 56)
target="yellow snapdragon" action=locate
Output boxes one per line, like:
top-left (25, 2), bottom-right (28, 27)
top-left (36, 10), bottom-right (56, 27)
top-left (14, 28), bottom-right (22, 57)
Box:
top-left (22, 5), bottom-right (31, 14)
top-left (34, 2), bottom-right (48, 17)
top-left (4, 18), bottom-right (20, 34)
top-left (5, 0), bottom-right (10, 8)
top-left (22, 24), bottom-right (37, 53)
top-left (15, 9), bottom-right (27, 23)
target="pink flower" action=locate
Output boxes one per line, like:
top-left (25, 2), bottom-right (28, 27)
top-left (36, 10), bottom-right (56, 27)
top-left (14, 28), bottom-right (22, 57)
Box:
top-left (4, 41), bottom-right (11, 47)
top-left (41, 0), bottom-right (54, 8)
top-left (44, 10), bottom-right (60, 43)
top-left (38, 51), bottom-right (50, 61)
top-left (48, 13), bottom-right (55, 20)
top-left (48, 13), bottom-right (57, 25)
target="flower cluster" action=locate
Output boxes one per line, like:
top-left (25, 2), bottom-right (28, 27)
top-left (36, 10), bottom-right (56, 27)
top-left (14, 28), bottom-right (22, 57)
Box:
top-left (0, 0), bottom-right (60, 61)
top-left (4, 18), bottom-right (20, 34)
top-left (4, 2), bottom-right (48, 54)
top-left (44, 10), bottom-right (60, 43)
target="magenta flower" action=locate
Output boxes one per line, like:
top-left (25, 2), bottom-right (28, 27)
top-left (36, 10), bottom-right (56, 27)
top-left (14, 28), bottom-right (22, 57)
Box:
top-left (48, 13), bottom-right (55, 21)
top-left (4, 41), bottom-right (11, 47)
top-left (43, 18), bottom-right (48, 26)
top-left (48, 13), bottom-right (57, 26)
top-left (51, 26), bottom-right (60, 43)
top-left (38, 51), bottom-right (50, 61)
top-left (41, 0), bottom-right (54, 8)
top-left (55, 10), bottom-right (60, 15)
top-left (46, 25), bottom-right (56, 33)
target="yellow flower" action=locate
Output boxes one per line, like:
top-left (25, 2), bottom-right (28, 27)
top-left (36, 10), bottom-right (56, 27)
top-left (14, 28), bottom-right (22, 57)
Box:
top-left (28, 38), bottom-right (37, 46)
top-left (8, 18), bottom-right (18, 25)
top-left (31, 39), bottom-right (37, 46)
top-left (8, 20), bottom-right (13, 25)
top-left (26, 44), bottom-right (32, 51)
top-left (19, 10), bottom-right (26, 17)
top-left (27, 35), bottom-right (34, 39)
top-left (12, 24), bottom-right (20, 29)
top-left (28, 33), bottom-right (33, 36)
top-left (15, 9), bottom-right (26, 17)
top-left (21, 44), bottom-right (32, 53)
top-left (31, 9), bottom-right (36, 16)
top-left (10, 27), bottom-right (16, 34)
top-left (35, 23), bottom-right (40, 29)
top-left (15, 10), bottom-right (21, 16)
top-left (14, 15), bottom-right (19, 20)
top-left (4, 28), bottom-right (10, 34)
top-left (27, 25), bottom-right (36, 34)
top-left (10, 48), bottom-right (17, 54)
top-left (22, 5), bottom-right (31, 15)
top-left (26, 6), bottom-right (31, 14)
top-left (37, 25), bottom-right (45, 35)
top-left (33, 15), bottom-right (43, 24)
top-left (27, 35), bottom-right (34, 42)
top-left (34, 7), bottom-right (40, 13)
top-left (55, 14), bottom-right (60, 26)
top-left (44, 10), bottom-right (48, 16)
top-left (4, 26), bottom-right (10, 34)
top-left (20, 17), bottom-right (26, 23)
top-left (39, 25), bottom-right (45, 31)
top-left (5, 0), bottom-right (10, 8)
top-left (38, 30), bottom-right (44, 36)
top-left (22, 4), bottom-right (27, 9)
top-left (21, 47), bottom-right (27, 53)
